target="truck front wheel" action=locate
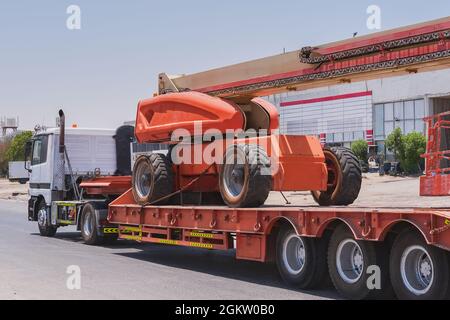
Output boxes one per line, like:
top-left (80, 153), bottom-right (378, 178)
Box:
top-left (37, 201), bottom-right (57, 237)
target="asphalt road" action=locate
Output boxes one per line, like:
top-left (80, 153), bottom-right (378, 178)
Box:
top-left (0, 199), bottom-right (338, 300)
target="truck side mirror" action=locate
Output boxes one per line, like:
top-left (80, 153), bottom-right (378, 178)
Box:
top-left (24, 141), bottom-right (32, 173)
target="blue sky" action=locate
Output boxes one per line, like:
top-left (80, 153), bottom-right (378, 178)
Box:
top-left (1, 0), bottom-right (449, 130)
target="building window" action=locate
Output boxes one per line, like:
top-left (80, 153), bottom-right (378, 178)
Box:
top-left (374, 104), bottom-right (384, 140)
top-left (373, 99), bottom-right (426, 141)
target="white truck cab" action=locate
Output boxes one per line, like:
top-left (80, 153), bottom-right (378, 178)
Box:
top-left (28, 127), bottom-right (117, 206)
top-left (26, 110), bottom-right (135, 243)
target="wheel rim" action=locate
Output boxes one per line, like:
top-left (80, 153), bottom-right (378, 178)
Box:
top-left (282, 234), bottom-right (306, 275)
top-left (37, 207), bottom-right (47, 227)
top-left (134, 159), bottom-right (153, 199)
top-left (336, 239), bottom-right (364, 284)
top-left (312, 149), bottom-right (342, 200)
top-left (83, 211), bottom-right (94, 237)
top-left (222, 147), bottom-right (247, 199)
top-left (325, 152), bottom-right (340, 192)
top-left (400, 245), bottom-right (434, 296)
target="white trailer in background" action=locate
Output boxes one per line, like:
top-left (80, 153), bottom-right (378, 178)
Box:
top-left (8, 161), bottom-right (30, 184)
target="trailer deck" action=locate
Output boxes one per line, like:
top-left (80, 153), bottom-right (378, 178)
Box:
top-left (108, 189), bottom-right (450, 262)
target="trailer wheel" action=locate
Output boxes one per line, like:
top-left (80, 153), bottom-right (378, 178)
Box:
top-left (312, 148), bottom-right (362, 206)
top-left (219, 144), bottom-right (272, 208)
top-left (132, 154), bottom-right (174, 205)
top-left (81, 203), bottom-right (103, 245)
top-left (389, 229), bottom-right (450, 300)
top-left (276, 227), bottom-right (328, 289)
top-left (37, 201), bottom-right (57, 237)
top-left (328, 225), bottom-right (390, 300)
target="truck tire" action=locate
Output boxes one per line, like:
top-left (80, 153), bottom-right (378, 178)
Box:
top-left (312, 148), bottom-right (362, 206)
top-left (37, 201), bottom-right (57, 237)
top-left (80, 203), bottom-right (103, 245)
top-left (328, 225), bottom-right (391, 300)
top-left (219, 144), bottom-right (272, 208)
top-left (132, 154), bottom-right (174, 206)
top-left (276, 227), bottom-right (328, 289)
top-left (389, 229), bottom-right (450, 300)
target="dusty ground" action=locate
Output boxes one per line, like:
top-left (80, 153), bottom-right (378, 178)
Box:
top-left (0, 179), bottom-right (28, 202)
top-left (266, 173), bottom-right (449, 208)
top-left (0, 175), bottom-right (448, 208)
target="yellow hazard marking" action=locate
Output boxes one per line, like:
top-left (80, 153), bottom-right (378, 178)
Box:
top-left (58, 220), bottom-right (75, 225)
top-left (159, 239), bottom-right (179, 246)
top-left (121, 235), bottom-right (142, 241)
top-left (190, 232), bottom-right (214, 239)
top-left (190, 242), bottom-right (214, 249)
top-left (445, 219), bottom-right (450, 226)
top-left (121, 227), bottom-right (142, 233)
top-left (103, 228), bottom-right (118, 234)
top-left (55, 202), bottom-right (77, 207)
top-left (158, 239), bottom-right (213, 250)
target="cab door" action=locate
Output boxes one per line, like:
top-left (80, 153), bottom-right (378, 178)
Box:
top-left (29, 135), bottom-right (51, 202)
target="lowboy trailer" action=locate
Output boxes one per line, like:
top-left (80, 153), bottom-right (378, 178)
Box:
top-left (108, 198), bottom-right (450, 300)
top-left (106, 18), bottom-right (450, 300)
top-left (29, 17), bottom-right (450, 300)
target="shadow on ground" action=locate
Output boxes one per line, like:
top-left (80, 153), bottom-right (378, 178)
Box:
top-left (31, 231), bottom-right (339, 300)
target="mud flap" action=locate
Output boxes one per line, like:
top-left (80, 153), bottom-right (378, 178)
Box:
top-left (95, 208), bottom-right (118, 237)
top-left (28, 197), bottom-right (38, 221)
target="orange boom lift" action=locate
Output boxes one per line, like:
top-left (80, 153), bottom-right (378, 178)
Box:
top-left (102, 17), bottom-right (450, 300)
top-left (132, 91), bottom-right (356, 208)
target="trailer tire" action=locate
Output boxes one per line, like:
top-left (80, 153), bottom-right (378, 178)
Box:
top-left (81, 203), bottom-right (103, 245)
top-left (389, 229), bottom-right (450, 300)
top-left (219, 144), bottom-right (272, 208)
top-left (312, 148), bottom-right (362, 206)
top-left (328, 225), bottom-right (391, 300)
top-left (132, 154), bottom-right (174, 206)
top-left (276, 227), bottom-right (328, 289)
top-left (37, 201), bottom-right (57, 237)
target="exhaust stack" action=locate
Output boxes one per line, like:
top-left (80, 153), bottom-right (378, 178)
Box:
top-left (54, 109), bottom-right (66, 193)
top-left (59, 110), bottom-right (65, 154)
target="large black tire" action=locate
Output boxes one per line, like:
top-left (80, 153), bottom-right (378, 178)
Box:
top-left (80, 203), bottom-right (103, 245)
top-left (132, 154), bottom-right (174, 205)
top-left (312, 147), bottom-right (362, 206)
top-left (37, 201), bottom-right (57, 237)
top-left (389, 228), bottom-right (450, 300)
top-left (276, 227), bottom-right (328, 289)
top-left (328, 225), bottom-right (392, 300)
top-left (219, 144), bottom-right (272, 208)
